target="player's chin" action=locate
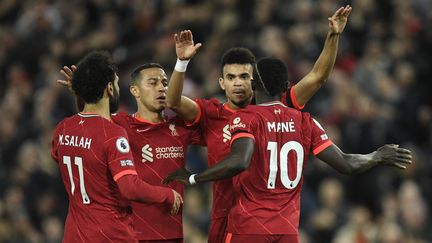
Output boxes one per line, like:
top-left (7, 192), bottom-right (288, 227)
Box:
top-left (154, 103), bottom-right (166, 111)
top-left (231, 96), bottom-right (250, 108)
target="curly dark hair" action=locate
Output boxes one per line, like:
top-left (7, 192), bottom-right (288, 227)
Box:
top-left (72, 51), bottom-right (118, 103)
top-left (256, 57), bottom-right (288, 96)
top-left (130, 63), bottom-right (163, 85)
top-left (220, 47), bottom-right (256, 74)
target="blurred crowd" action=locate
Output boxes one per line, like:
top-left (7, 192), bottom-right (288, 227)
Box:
top-left (0, 0), bottom-right (431, 242)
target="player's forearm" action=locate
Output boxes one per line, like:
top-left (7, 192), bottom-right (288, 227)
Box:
top-left (317, 145), bottom-right (377, 175)
top-left (342, 152), bottom-right (378, 174)
top-left (166, 70), bottom-right (184, 109)
top-left (196, 139), bottom-right (254, 183)
top-left (292, 32), bottom-right (339, 107)
top-left (195, 154), bottom-right (248, 183)
top-left (310, 31), bottom-right (339, 83)
top-left (166, 70), bottom-right (199, 123)
top-left (117, 175), bottom-right (174, 204)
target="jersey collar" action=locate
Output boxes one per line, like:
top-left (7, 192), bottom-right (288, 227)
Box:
top-left (258, 101), bottom-right (287, 107)
top-left (132, 112), bottom-right (166, 125)
top-left (223, 103), bottom-right (238, 113)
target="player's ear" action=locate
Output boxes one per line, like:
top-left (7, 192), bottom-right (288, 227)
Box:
top-left (106, 82), bottom-right (114, 97)
top-left (130, 85), bottom-right (139, 98)
top-left (219, 77), bottom-right (225, 91)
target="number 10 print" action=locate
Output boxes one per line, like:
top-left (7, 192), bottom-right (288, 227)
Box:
top-left (267, 141), bottom-right (304, 189)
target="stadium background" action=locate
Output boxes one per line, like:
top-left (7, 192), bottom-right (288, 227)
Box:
top-left (0, 0), bottom-right (431, 242)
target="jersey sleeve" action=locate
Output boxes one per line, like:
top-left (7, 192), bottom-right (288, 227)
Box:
top-left (188, 124), bottom-right (205, 146)
top-left (310, 117), bottom-right (333, 155)
top-left (104, 130), bottom-right (138, 181)
top-left (184, 98), bottom-right (206, 126)
top-left (282, 86), bottom-right (305, 110)
top-left (228, 110), bottom-right (257, 145)
top-left (51, 122), bottom-right (63, 162)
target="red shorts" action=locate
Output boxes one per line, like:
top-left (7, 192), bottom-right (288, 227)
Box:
top-left (225, 233), bottom-right (299, 243)
top-left (208, 217), bottom-right (228, 243)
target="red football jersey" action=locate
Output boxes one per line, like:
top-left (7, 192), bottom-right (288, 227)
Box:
top-left (226, 102), bottom-right (332, 236)
top-left (194, 87), bottom-right (302, 221)
top-left (112, 112), bottom-right (202, 240)
top-left (51, 113), bottom-right (138, 243)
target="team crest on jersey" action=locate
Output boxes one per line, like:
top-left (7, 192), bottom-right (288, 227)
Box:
top-left (169, 123), bottom-right (179, 136)
top-left (230, 117), bottom-right (246, 130)
top-left (116, 137), bottom-right (130, 153)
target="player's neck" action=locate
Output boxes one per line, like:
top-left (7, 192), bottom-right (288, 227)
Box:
top-left (254, 91), bottom-right (280, 105)
top-left (136, 107), bottom-right (164, 123)
top-left (226, 101), bottom-right (241, 111)
top-left (82, 102), bottom-right (111, 120)
top-left (226, 96), bottom-right (252, 110)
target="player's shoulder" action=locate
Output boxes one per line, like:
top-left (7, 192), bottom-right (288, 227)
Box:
top-left (241, 104), bottom-right (260, 114)
top-left (53, 114), bottom-right (79, 132)
top-left (111, 111), bottom-right (132, 122)
top-left (89, 115), bottom-right (129, 138)
top-left (232, 105), bottom-right (259, 120)
top-left (166, 115), bottom-right (190, 127)
top-left (195, 97), bottom-right (223, 108)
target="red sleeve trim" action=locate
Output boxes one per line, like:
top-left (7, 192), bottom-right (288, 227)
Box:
top-left (185, 100), bottom-right (202, 126)
top-left (225, 233), bottom-right (233, 243)
top-left (113, 169), bottom-right (138, 181)
top-left (230, 132), bottom-right (255, 145)
top-left (290, 86), bottom-right (305, 110)
top-left (313, 140), bottom-right (333, 155)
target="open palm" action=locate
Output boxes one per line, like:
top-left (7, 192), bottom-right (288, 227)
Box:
top-left (328, 5), bottom-right (352, 34)
top-left (175, 30), bottom-right (202, 60)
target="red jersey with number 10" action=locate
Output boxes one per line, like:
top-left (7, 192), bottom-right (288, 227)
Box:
top-left (227, 102), bottom-right (332, 236)
top-left (194, 87), bottom-right (303, 221)
top-left (51, 113), bottom-right (138, 243)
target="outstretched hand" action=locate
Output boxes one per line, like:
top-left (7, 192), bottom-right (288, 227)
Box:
top-left (328, 5), bottom-right (352, 34)
top-left (174, 30), bottom-right (202, 60)
top-left (57, 65), bottom-right (77, 91)
top-left (374, 144), bottom-right (412, 169)
top-left (163, 168), bottom-right (192, 185)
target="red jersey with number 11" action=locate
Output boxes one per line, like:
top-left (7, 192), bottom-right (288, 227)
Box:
top-left (51, 113), bottom-right (138, 243)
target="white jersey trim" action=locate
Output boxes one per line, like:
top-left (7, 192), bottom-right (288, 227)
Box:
top-left (258, 101), bottom-right (287, 107)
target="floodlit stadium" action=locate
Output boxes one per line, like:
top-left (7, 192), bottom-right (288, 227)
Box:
top-left (0, 0), bottom-right (430, 242)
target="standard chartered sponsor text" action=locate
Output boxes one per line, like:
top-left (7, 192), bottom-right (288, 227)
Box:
top-left (155, 146), bottom-right (184, 159)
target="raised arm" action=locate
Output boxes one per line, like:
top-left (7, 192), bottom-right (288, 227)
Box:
top-left (316, 144), bottom-right (412, 175)
top-left (291, 5), bottom-right (352, 107)
top-left (163, 137), bottom-right (255, 185)
top-left (166, 30), bottom-right (202, 123)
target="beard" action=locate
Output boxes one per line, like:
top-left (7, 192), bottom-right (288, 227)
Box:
top-left (231, 98), bottom-right (249, 108)
top-left (230, 93), bottom-right (253, 108)
top-left (109, 87), bottom-right (120, 113)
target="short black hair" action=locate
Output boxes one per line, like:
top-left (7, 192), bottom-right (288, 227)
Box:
top-left (72, 51), bottom-right (117, 103)
top-left (130, 63), bottom-right (164, 85)
top-left (256, 57), bottom-right (288, 96)
top-left (221, 47), bottom-right (256, 74)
